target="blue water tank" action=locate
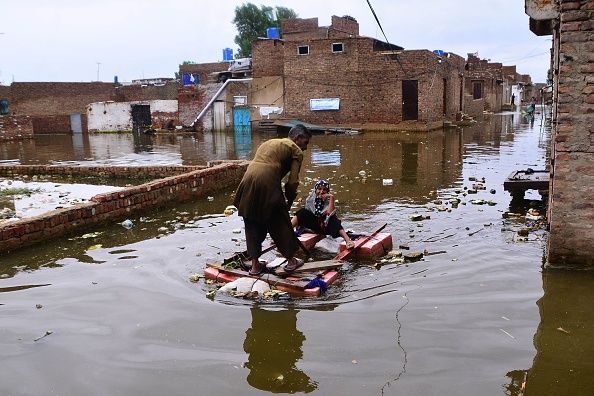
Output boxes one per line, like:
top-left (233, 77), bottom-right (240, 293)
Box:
top-left (223, 48), bottom-right (233, 61)
top-left (114, 75), bottom-right (119, 84)
top-left (182, 73), bottom-right (192, 86)
top-left (266, 27), bottom-right (280, 39)
top-left (433, 49), bottom-right (445, 56)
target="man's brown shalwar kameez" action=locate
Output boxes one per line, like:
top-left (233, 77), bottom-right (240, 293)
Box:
top-left (233, 138), bottom-right (303, 260)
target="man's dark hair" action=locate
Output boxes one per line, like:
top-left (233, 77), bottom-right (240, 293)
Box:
top-left (288, 124), bottom-right (312, 140)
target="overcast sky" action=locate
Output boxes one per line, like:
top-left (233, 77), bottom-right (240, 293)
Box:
top-left (0, 0), bottom-right (551, 85)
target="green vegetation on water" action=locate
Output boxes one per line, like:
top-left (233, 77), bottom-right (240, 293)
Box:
top-left (0, 187), bottom-right (39, 197)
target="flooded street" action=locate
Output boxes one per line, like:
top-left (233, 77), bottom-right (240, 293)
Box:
top-left (2, 113), bottom-right (593, 395)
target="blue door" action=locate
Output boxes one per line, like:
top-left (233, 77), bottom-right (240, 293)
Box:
top-left (233, 107), bottom-right (250, 130)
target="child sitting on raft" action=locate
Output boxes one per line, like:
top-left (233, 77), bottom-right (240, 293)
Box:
top-left (291, 179), bottom-right (355, 249)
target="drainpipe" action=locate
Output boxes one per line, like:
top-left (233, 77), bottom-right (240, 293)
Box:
top-left (190, 78), bottom-right (252, 128)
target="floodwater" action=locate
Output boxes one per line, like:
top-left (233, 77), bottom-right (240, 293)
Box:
top-left (2, 113), bottom-right (593, 395)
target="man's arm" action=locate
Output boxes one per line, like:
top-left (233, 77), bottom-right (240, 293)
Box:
top-left (284, 150), bottom-right (303, 208)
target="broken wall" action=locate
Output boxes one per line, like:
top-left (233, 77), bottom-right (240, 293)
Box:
top-left (87, 100), bottom-right (178, 132)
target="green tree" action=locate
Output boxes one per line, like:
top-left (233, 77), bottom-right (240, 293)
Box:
top-left (232, 3), bottom-right (297, 58)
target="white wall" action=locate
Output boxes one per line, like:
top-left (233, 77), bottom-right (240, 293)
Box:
top-left (87, 100), bottom-right (178, 132)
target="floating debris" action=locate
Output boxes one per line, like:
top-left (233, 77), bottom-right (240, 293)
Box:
top-left (386, 250), bottom-right (403, 258)
top-left (517, 228), bottom-right (530, 237)
top-left (81, 232), bottom-right (102, 239)
top-left (499, 329), bottom-right (516, 340)
top-left (223, 205), bottom-right (238, 216)
top-left (34, 330), bottom-right (53, 342)
top-left (121, 219), bottom-right (134, 229)
top-left (526, 208), bottom-right (543, 221)
top-left (189, 273), bottom-right (203, 282)
top-left (404, 251), bottom-right (424, 261)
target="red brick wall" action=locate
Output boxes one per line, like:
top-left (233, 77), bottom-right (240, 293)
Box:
top-left (178, 85), bottom-right (209, 128)
top-left (464, 96), bottom-right (485, 119)
top-left (9, 82), bottom-right (116, 116)
top-left (114, 81), bottom-right (179, 102)
top-left (253, 39), bottom-right (285, 77)
top-left (180, 62), bottom-right (229, 85)
top-left (0, 164), bottom-right (205, 179)
top-left (0, 85), bottom-right (11, 103)
top-left (330, 15), bottom-right (359, 36)
top-left (280, 37), bottom-right (463, 128)
top-left (547, 0), bottom-right (594, 266)
top-left (282, 18), bottom-right (319, 36)
top-left (0, 162), bottom-right (248, 253)
top-left (31, 115), bottom-right (71, 134)
top-left (465, 55), bottom-right (507, 112)
top-left (0, 115), bottom-right (34, 140)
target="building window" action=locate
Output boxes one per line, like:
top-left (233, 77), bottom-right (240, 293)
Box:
top-left (472, 81), bottom-right (483, 100)
top-left (297, 45), bottom-right (309, 55)
top-left (332, 43), bottom-right (344, 53)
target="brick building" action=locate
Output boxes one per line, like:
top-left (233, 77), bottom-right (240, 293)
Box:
top-left (464, 54), bottom-right (527, 115)
top-left (526, 0), bottom-right (594, 267)
top-left (0, 81), bottom-right (179, 136)
top-left (251, 16), bottom-right (467, 130)
top-left (179, 62), bottom-right (229, 86)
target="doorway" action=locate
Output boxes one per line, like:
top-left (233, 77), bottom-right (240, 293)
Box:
top-left (131, 104), bottom-right (151, 132)
top-left (402, 80), bottom-right (418, 121)
top-left (213, 101), bottom-right (225, 131)
top-left (70, 113), bottom-right (82, 133)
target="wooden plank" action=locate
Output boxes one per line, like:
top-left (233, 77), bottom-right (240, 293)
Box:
top-left (206, 262), bottom-right (309, 289)
top-left (334, 223), bottom-right (387, 261)
top-left (274, 259), bottom-right (343, 276)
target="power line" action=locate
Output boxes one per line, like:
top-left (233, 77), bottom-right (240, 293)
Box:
top-left (364, 0), bottom-right (408, 76)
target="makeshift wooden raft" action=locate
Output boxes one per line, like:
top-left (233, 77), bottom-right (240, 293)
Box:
top-left (203, 224), bottom-right (392, 297)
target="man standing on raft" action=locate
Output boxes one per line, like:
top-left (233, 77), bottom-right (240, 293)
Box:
top-left (233, 124), bottom-right (312, 275)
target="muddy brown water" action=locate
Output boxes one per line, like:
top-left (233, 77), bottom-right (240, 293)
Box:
top-left (1, 113), bottom-right (593, 395)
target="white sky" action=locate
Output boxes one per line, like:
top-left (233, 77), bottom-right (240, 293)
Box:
top-left (0, 0), bottom-right (552, 84)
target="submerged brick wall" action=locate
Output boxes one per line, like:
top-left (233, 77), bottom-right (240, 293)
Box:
top-left (548, 0), bottom-right (594, 266)
top-left (0, 164), bottom-right (205, 179)
top-left (31, 115), bottom-right (71, 134)
top-left (0, 162), bottom-right (248, 253)
top-left (0, 115), bottom-right (34, 140)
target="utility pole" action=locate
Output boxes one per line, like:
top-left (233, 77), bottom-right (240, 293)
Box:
top-left (96, 62), bottom-right (101, 82)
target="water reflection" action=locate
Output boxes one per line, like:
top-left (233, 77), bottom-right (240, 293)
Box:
top-left (301, 129), bottom-right (463, 211)
top-left (243, 308), bottom-right (317, 393)
top-left (132, 130), bottom-right (154, 153)
top-left (234, 125), bottom-right (252, 159)
top-left (506, 270), bottom-right (594, 396)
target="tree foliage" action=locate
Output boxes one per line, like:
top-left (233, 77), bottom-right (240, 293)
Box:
top-left (232, 3), bottom-right (297, 58)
